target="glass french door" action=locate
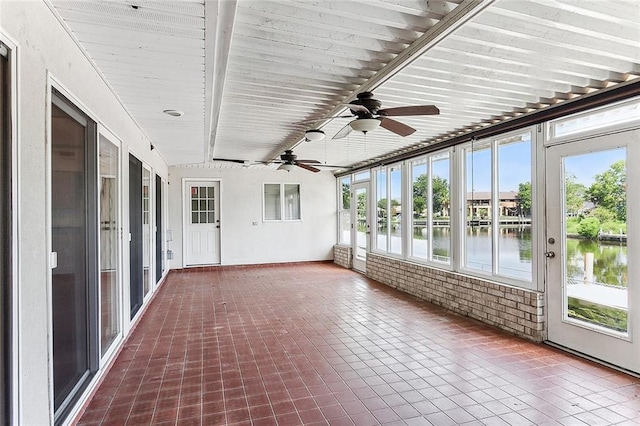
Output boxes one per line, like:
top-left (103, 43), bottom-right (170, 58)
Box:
top-left (352, 183), bottom-right (369, 273)
top-left (51, 92), bottom-right (98, 418)
top-left (546, 129), bottom-right (639, 374)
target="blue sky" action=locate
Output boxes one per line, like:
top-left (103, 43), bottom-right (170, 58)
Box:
top-left (565, 148), bottom-right (625, 186)
top-left (379, 143), bottom-right (624, 194)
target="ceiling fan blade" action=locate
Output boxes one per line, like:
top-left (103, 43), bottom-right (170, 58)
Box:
top-left (332, 122), bottom-right (353, 140)
top-left (379, 117), bottom-right (416, 137)
top-left (343, 103), bottom-right (370, 114)
top-left (294, 115), bottom-right (353, 125)
top-left (296, 162), bottom-right (321, 173)
top-left (211, 158), bottom-right (246, 164)
top-left (313, 164), bottom-right (352, 169)
top-left (378, 105), bottom-right (440, 116)
top-left (296, 159), bottom-right (321, 164)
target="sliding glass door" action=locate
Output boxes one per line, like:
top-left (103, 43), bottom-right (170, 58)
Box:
top-left (155, 174), bottom-right (163, 284)
top-left (0, 40), bottom-right (11, 425)
top-left (51, 91), bottom-right (98, 420)
top-left (129, 154), bottom-right (143, 318)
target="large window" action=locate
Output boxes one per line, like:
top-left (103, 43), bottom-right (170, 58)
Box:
top-left (465, 139), bottom-right (493, 273)
top-left (410, 150), bottom-right (451, 264)
top-left (464, 132), bottom-right (533, 281)
top-left (339, 128), bottom-right (535, 286)
top-left (374, 164), bottom-right (402, 254)
top-left (264, 183), bottom-right (300, 221)
top-left (338, 176), bottom-right (351, 244)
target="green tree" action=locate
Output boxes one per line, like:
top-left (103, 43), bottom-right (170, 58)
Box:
top-left (341, 182), bottom-right (350, 209)
top-left (578, 217), bottom-right (600, 240)
top-left (357, 192), bottom-right (366, 215)
top-left (412, 175), bottom-right (427, 218)
top-left (565, 173), bottom-right (586, 216)
top-left (412, 174), bottom-right (449, 217)
top-left (516, 181), bottom-right (531, 217)
top-left (586, 160), bottom-right (626, 221)
top-left (432, 176), bottom-right (449, 216)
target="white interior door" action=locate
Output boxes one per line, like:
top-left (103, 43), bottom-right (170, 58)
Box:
top-left (352, 183), bottom-right (369, 273)
top-left (184, 181), bottom-right (220, 266)
top-left (546, 129), bottom-right (639, 374)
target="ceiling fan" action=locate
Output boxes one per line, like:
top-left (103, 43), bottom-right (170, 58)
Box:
top-left (302, 92), bottom-right (439, 140)
top-left (212, 150), bottom-right (349, 173)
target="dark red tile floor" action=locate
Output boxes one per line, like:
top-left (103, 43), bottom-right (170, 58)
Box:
top-left (77, 262), bottom-right (640, 425)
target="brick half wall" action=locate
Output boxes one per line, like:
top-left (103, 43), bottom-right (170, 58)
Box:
top-left (366, 253), bottom-right (546, 342)
top-left (333, 245), bottom-right (352, 269)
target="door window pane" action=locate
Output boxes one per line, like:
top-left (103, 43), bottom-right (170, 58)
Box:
top-left (99, 136), bottom-right (119, 356)
top-left (497, 133), bottom-right (532, 280)
top-left (142, 168), bottom-right (151, 296)
top-left (564, 149), bottom-right (627, 333)
top-left (339, 177), bottom-right (351, 245)
top-left (355, 187), bottom-right (367, 261)
top-left (190, 185), bottom-right (215, 224)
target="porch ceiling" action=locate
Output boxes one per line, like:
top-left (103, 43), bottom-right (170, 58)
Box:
top-left (50, 0), bottom-right (640, 171)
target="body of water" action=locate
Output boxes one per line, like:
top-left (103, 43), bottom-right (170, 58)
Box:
top-left (364, 225), bottom-right (628, 285)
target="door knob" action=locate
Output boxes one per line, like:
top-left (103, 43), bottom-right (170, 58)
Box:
top-left (545, 251), bottom-right (555, 258)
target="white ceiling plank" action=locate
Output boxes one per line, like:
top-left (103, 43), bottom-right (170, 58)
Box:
top-left (52, 0), bottom-right (640, 167)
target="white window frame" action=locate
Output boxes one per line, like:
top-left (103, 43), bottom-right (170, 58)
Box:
top-left (372, 162), bottom-right (404, 258)
top-left (458, 127), bottom-right (538, 289)
top-left (407, 148), bottom-right (453, 268)
top-left (547, 96), bottom-right (640, 145)
top-left (262, 182), bottom-right (301, 222)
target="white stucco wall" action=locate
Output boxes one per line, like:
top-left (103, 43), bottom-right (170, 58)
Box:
top-left (1, 2), bottom-right (168, 424)
top-left (168, 167), bottom-right (337, 267)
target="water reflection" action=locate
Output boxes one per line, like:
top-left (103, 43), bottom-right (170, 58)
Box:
top-left (566, 238), bottom-right (627, 287)
top-left (371, 225), bottom-right (627, 288)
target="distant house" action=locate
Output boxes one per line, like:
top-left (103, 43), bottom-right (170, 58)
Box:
top-left (467, 191), bottom-right (521, 218)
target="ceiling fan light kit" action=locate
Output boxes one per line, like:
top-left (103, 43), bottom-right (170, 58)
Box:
top-left (349, 118), bottom-right (380, 133)
top-left (277, 163), bottom-right (295, 172)
top-left (325, 92), bottom-right (439, 139)
top-left (305, 129), bottom-right (325, 142)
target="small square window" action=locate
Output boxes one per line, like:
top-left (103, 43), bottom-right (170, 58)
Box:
top-left (263, 183), bottom-right (300, 221)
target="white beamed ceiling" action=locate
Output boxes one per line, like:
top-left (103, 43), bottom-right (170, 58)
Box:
top-left (51, 0), bottom-right (640, 170)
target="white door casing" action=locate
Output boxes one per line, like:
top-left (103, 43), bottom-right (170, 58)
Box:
top-left (183, 180), bottom-right (221, 266)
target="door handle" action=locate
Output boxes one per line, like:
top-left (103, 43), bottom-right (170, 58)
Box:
top-left (545, 251), bottom-right (555, 258)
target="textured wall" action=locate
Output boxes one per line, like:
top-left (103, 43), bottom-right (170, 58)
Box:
top-left (333, 245), bottom-right (352, 269)
top-left (363, 253), bottom-right (545, 341)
